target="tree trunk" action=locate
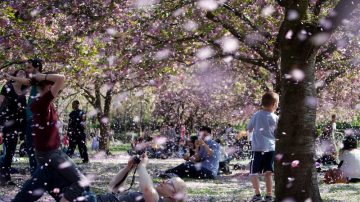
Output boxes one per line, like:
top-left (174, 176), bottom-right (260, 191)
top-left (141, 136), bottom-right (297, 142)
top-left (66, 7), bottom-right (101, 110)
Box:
top-left (275, 23), bottom-right (322, 201)
top-left (93, 82), bottom-right (113, 152)
top-left (98, 114), bottom-right (109, 151)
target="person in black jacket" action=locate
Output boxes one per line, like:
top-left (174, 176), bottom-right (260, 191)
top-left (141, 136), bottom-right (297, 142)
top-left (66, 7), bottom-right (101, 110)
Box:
top-left (66, 100), bottom-right (89, 163)
top-left (0, 69), bottom-right (27, 186)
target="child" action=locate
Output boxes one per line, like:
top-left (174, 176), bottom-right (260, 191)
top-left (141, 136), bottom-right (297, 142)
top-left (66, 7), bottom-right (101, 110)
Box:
top-left (215, 139), bottom-right (232, 175)
top-left (91, 132), bottom-right (99, 151)
top-left (247, 92), bottom-right (279, 202)
top-left (62, 133), bottom-right (70, 152)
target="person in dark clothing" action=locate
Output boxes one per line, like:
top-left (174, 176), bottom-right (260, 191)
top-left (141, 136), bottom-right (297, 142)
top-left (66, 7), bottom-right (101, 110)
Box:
top-left (0, 69), bottom-right (27, 186)
top-left (66, 100), bottom-right (89, 163)
top-left (5, 59), bottom-right (43, 175)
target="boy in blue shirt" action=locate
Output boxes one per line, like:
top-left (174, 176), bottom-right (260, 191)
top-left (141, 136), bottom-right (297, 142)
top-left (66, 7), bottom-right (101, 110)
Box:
top-left (247, 92), bottom-right (279, 202)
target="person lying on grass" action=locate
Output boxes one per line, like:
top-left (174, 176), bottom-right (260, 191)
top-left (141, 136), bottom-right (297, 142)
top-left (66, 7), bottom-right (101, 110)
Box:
top-left (95, 153), bottom-right (187, 202)
top-left (38, 153), bottom-right (187, 202)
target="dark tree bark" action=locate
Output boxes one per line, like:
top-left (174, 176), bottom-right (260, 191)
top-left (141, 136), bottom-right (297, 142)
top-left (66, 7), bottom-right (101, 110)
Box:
top-left (81, 82), bottom-right (113, 153)
top-left (275, 0), bottom-right (359, 201)
top-left (275, 24), bottom-right (321, 201)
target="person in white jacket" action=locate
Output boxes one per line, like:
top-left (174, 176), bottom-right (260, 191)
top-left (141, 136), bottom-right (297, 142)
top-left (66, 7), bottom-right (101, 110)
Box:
top-left (338, 135), bottom-right (360, 182)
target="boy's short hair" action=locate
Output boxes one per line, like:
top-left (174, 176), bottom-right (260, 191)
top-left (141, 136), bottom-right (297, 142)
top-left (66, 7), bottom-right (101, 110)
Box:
top-left (199, 126), bottom-right (211, 134)
top-left (261, 92), bottom-right (279, 107)
top-left (73, 100), bottom-right (80, 105)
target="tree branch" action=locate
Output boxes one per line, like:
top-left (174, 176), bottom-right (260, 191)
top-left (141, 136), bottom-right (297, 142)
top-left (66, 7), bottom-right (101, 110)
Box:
top-left (316, 41), bottom-right (339, 63)
top-left (146, 33), bottom-right (206, 47)
top-left (0, 60), bottom-right (26, 70)
top-left (316, 68), bottom-right (347, 93)
top-left (222, 3), bottom-right (272, 40)
top-left (205, 12), bottom-right (272, 61)
top-left (78, 85), bottom-right (96, 106)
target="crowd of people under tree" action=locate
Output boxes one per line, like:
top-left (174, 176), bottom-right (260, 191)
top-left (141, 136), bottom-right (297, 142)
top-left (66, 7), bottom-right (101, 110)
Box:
top-left (0, 60), bottom-right (359, 202)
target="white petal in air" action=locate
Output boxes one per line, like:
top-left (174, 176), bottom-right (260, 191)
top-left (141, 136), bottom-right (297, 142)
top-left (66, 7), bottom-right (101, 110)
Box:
top-left (197, 0), bottom-right (219, 11)
top-left (261, 5), bottom-right (275, 17)
top-left (30, 9), bottom-right (40, 17)
top-left (221, 36), bottom-right (239, 53)
top-left (311, 33), bottom-right (331, 46)
top-left (107, 56), bottom-right (116, 66)
top-left (183, 20), bottom-right (198, 32)
top-left (290, 69), bottom-right (305, 81)
top-left (287, 10), bottom-right (299, 21)
top-left (58, 161), bottom-right (72, 169)
top-left (133, 0), bottom-right (160, 8)
top-left (131, 55), bottom-right (143, 64)
top-left (285, 30), bottom-right (293, 39)
top-left (173, 8), bottom-right (185, 17)
top-left (155, 49), bottom-right (171, 60)
top-left (106, 28), bottom-right (117, 36)
top-left (133, 116), bottom-right (140, 122)
top-left (305, 96), bottom-right (318, 108)
top-left (196, 46), bottom-right (214, 60)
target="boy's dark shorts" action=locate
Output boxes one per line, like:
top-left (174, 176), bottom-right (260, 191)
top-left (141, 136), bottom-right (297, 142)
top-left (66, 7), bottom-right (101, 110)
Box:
top-left (250, 151), bottom-right (275, 175)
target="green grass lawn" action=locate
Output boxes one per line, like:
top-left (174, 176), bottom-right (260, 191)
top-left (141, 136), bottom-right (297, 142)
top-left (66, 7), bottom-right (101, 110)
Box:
top-left (0, 143), bottom-right (359, 201)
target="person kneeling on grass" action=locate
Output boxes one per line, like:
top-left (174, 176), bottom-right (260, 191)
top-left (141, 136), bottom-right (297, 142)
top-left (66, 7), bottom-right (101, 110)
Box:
top-left (324, 135), bottom-right (360, 184)
top-left (162, 126), bottom-right (220, 179)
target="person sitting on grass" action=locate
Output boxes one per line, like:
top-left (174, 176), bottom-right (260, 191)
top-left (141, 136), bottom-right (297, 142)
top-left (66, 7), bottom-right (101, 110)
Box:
top-left (183, 135), bottom-right (198, 161)
top-left (162, 126), bottom-right (220, 179)
top-left (324, 135), bottom-right (360, 184)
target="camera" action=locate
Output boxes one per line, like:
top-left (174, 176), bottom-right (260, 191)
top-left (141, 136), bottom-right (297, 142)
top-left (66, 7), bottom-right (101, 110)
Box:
top-left (133, 155), bottom-right (141, 164)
